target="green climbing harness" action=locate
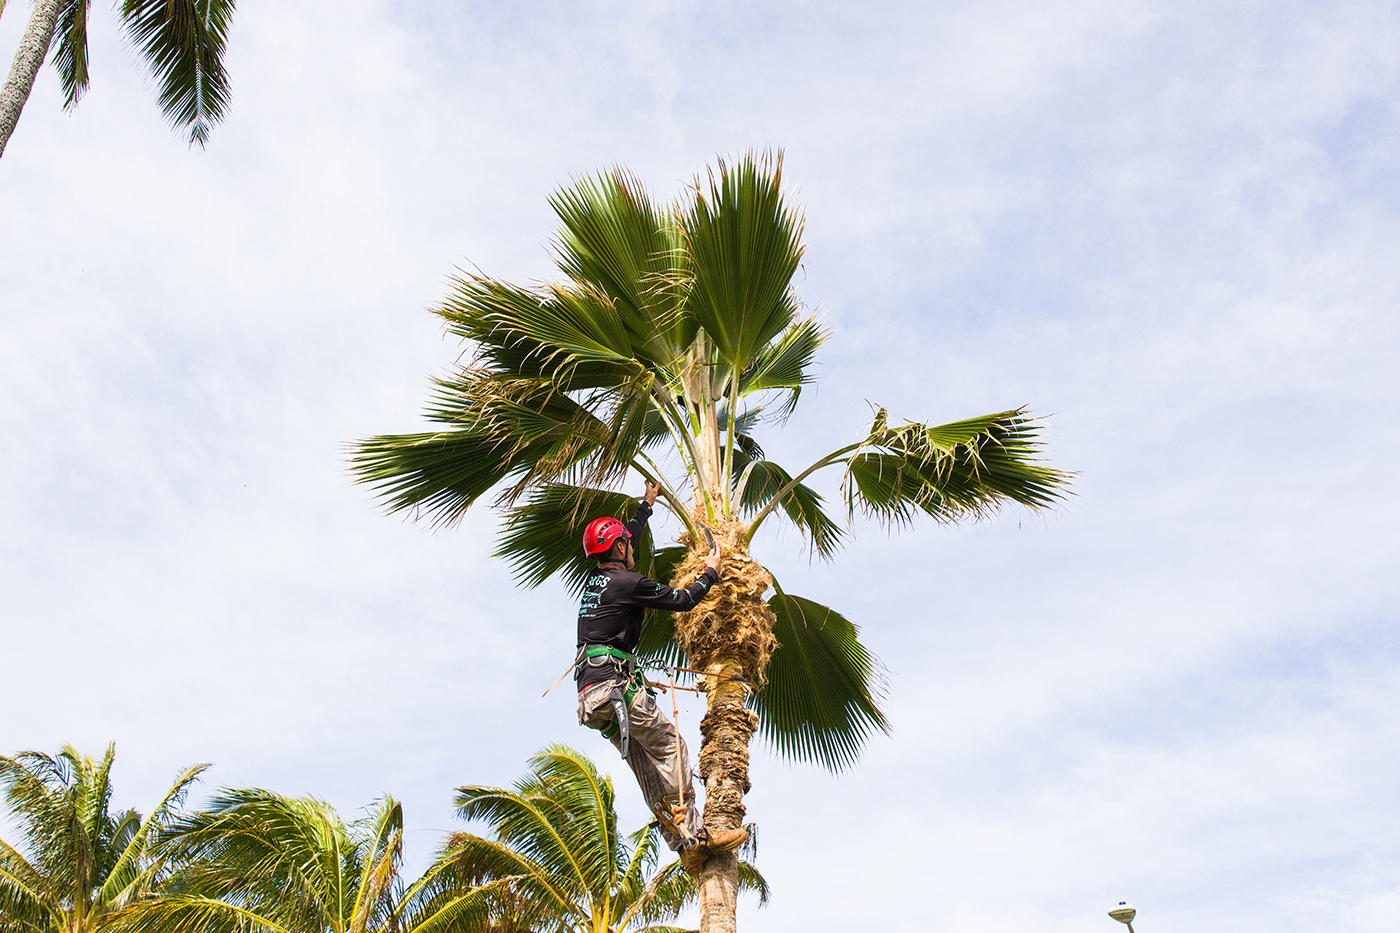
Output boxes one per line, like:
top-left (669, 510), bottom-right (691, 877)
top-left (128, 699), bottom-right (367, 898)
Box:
top-left (579, 645), bottom-right (646, 753)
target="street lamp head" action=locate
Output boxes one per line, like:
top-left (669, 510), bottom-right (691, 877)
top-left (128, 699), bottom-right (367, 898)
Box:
top-left (1108, 902), bottom-right (1137, 924)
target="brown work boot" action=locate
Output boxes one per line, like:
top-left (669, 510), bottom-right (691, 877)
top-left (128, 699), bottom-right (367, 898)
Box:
top-left (701, 826), bottom-right (748, 854)
top-left (679, 845), bottom-right (707, 877)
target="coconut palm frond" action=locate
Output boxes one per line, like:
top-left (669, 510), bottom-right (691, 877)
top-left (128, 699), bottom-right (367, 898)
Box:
top-left (0, 837), bottom-right (56, 931)
top-left (0, 746), bottom-right (108, 908)
top-left (141, 789), bottom-right (422, 933)
top-left (843, 408), bottom-right (1071, 526)
top-left (518, 746), bottom-right (620, 897)
top-left (0, 746), bottom-right (210, 933)
top-left (0, 751), bottom-right (70, 870)
top-left (453, 789), bottom-right (588, 896)
top-left (751, 593), bottom-right (890, 773)
top-left (94, 761), bottom-right (207, 908)
top-left (455, 748), bottom-right (765, 933)
top-left (347, 798), bottom-right (404, 933)
top-left (118, 0), bottom-right (234, 147)
top-left (623, 858), bottom-right (697, 929)
top-left (736, 858), bottom-right (770, 906)
top-left (396, 876), bottom-right (526, 933)
top-left (613, 823), bottom-right (662, 917)
top-left (156, 788), bottom-right (355, 928)
top-left (50, 0), bottom-right (92, 110)
top-left (109, 893), bottom-right (299, 933)
top-left (680, 152), bottom-right (804, 369)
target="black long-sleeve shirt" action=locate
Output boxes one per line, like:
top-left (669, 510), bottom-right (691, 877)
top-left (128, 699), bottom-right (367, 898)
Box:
top-left (575, 501), bottom-right (719, 689)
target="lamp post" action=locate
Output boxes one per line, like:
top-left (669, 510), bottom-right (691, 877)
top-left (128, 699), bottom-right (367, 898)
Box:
top-left (1108, 901), bottom-right (1137, 933)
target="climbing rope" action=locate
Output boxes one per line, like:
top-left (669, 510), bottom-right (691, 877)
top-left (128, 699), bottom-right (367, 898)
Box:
top-left (664, 666), bottom-right (693, 844)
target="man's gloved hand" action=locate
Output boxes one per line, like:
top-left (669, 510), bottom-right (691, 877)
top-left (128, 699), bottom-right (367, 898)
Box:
top-left (643, 480), bottom-right (661, 506)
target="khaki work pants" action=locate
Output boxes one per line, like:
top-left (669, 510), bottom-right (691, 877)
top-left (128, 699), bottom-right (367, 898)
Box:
top-left (578, 678), bottom-right (702, 851)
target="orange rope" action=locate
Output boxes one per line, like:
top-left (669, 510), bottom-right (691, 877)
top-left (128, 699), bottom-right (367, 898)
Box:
top-left (665, 666), bottom-right (696, 846)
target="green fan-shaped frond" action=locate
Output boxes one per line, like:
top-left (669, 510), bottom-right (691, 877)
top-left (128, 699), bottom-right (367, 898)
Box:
top-left (549, 169), bottom-right (695, 366)
top-left (352, 154), bottom-right (1071, 793)
top-left (350, 430), bottom-right (527, 527)
top-left (752, 593), bottom-right (890, 772)
top-left (426, 373), bottom-right (611, 484)
top-left (738, 315), bottom-right (826, 416)
top-left (437, 277), bottom-right (626, 389)
top-left (844, 408), bottom-right (1070, 526)
top-left (680, 152), bottom-right (804, 368)
top-left (495, 485), bottom-right (660, 594)
top-left (118, 0), bottom-right (234, 147)
top-left (527, 282), bottom-right (640, 369)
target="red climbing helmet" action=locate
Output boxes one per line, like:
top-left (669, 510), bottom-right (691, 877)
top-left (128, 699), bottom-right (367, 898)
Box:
top-left (583, 517), bottom-right (630, 557)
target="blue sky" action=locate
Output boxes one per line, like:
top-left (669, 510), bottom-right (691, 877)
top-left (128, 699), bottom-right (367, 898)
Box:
top-left (2, 1), bottom-right (1398, 931)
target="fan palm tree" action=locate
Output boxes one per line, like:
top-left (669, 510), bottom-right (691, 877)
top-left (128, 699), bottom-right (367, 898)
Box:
top-left (349, 151), bottom-right (1070, 931)
top-left (114, 786), bottom-right (524, 933)
top-left (0, 743), bottom-right (207, 933)
top-left (0, 0), bottom-right (235, 158)
top-left (442, 744), bottom-right (767, 933)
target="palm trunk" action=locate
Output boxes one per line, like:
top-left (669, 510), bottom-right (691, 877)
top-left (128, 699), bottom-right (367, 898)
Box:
top-left (0, 0), bottom-right (64, 158)
top-left (671, 518), bottom-right (777, 933)
top-left (696, 659), bottom-right (754, 933)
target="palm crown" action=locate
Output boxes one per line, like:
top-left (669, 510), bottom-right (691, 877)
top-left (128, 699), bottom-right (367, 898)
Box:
top-left (443, 744), bottom-right (767, 933)
top-left (117, 788), bottom-right (510, 933)
top-left (351, 152), bottom-right (1069, 772)
top-left (0, 744), bottom-right (206, 933)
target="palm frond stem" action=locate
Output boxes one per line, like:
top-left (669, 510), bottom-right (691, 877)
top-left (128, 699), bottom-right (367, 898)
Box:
top-left (647, 382), bottom-right (716, 520)
top-left (721, 364), bottom-right (741, 515)
top-left (730, 456), bottom-right (763, 512)
top-left (744, 441), bottom-right (862, 539)
top-left (631, 451), bottom-right (705, 551)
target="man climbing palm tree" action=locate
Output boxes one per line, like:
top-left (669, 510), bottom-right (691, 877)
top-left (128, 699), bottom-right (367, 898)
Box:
top-left (576, 479), bottom-right (746, 876)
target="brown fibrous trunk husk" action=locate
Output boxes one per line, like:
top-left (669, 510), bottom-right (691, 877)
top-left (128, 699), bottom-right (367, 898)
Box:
top-left (670, 516), bottom-right (778, 685)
